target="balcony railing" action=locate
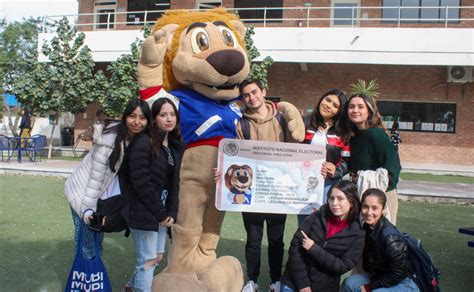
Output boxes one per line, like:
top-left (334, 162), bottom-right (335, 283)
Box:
top-left (40, 5), bottom-right (473, 33)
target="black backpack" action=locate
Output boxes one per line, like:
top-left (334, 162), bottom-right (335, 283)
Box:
top-left (382, 227), bottom-right (441, 292)
top-left (240, 111), bottom-right (287, 141)
top-left (95, 195), bottom-right (130, 237)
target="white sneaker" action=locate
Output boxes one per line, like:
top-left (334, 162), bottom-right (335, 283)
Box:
top-left (242, 280), bottom-right (259, 292)
top-left (268, 281), bottom-right (281, 292)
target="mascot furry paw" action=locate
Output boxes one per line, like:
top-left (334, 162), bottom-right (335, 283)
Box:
top-left (137, 8), bottom-right (304, 292)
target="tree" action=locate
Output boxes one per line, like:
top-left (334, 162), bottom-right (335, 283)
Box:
top-left (350, 79), bottom-right (380, 99)
top-left (6, 17), bottom-right (106, 158)
top-left (97, 25), bottom-right (152, 117)
top-left (0, 18), bottom-right (40, 83)
top-left (1, 18), bottom-right (41, 135)
top-left (244, 25), bottom-right (273, 88)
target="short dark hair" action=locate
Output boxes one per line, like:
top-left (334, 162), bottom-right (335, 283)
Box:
top-left (239, 79), bottom-right (265, 94)
top-left (391, 121), bottom-right (399, 130)
top-left (323, 180), bottom-right (360, 222)
top-left (361, 188), bottom-right (387, 208)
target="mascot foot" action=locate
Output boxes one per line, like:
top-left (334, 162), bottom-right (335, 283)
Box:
top-left (198, 256), bottom-right (244, 292)
top-left (168, 224), bottom-right (221, 273)
top-left (152, 272), bottom-right (207, 292)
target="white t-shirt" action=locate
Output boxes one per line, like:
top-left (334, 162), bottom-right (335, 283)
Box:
top-left (310, 129), bottom-right (327, 147)
top-left (100, 175), bottom-right (121, 200)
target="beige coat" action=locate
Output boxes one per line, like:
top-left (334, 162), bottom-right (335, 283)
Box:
top-left (237, 100), bottom-right (294, 143)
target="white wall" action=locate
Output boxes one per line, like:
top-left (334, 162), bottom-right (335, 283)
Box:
top-left (38, 27), bottom-right (474, 66)
top-left (1, 116), bottom-right (63, 145)
top-left (253, 27), bottom-right (474, 66)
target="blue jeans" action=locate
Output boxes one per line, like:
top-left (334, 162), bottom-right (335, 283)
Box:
top-left (71, 207), bottom-right (103, 260)
top-left (128, 190), bottom-right (170, 291)
top-left (129, 228), bottom-right (167, 292)
top-left (280, 282), bottom-right (295, 292)
top-left (341, 273), bottom-right (420, 292)
top-left (297, 177), bottom-right (337, 226)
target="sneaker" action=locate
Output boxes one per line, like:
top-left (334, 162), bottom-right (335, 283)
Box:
top-left (121, 285), bottom-right (134, 292)
top-left (242, 280), bottom-right (259, 292)
top-left (268, 281), bottom-right (281, 292)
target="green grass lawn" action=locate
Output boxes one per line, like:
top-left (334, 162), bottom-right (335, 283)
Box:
top-left (401, 172), bottom-right (474, 184)
top-left (1, 175), bottom-right (473, 291)
top-left (50, 156), bottom-right (84, 161)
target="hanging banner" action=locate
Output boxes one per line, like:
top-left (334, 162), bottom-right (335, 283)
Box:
top-left (215, 138), bottom-right (326, 214)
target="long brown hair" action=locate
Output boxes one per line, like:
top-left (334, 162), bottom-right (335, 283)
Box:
top-left (337, 93), bottom-right (384, 143)
top-left (307, 89), bottom-right (347, 132)
top-left (106, 99), bottom-right (151, 172)
top-left (150, 98), bottom-right (182, 157)
top-left (322, 180), bottom-right (360, 223)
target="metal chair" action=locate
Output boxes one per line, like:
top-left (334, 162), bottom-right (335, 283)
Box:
top-left (0, 135), bottom-right (13, 162)
top-left (72, 127), bottom-right (93, 157)
top-left (24, 135), bottom-right (47, 162)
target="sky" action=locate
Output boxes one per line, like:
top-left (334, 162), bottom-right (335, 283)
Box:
top-left (0, 0), bottom-right (78, 23)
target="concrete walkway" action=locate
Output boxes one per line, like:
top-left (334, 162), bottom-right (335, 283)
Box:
top-left (1, 159), bottom-right (473, 203)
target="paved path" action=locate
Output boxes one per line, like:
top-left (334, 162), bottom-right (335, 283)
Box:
top-left (1, 160), bottom-right (473, 203)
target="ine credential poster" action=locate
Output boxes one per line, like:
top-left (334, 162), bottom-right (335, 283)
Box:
top-left (216, 138), bottom-right (326, 215)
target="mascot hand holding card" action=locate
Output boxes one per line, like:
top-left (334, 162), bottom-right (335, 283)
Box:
top-left (138, 8), bottom-right (305, 291)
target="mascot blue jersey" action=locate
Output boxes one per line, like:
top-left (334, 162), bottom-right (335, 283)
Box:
top-left (171, 88), bottom-right (243, 145)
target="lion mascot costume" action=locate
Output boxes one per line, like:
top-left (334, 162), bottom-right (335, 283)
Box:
top-left (137, 8), bottom-right (305, 291)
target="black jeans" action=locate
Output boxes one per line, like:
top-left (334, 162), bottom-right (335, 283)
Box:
top-left (242, 212), bottom-right (287, 283)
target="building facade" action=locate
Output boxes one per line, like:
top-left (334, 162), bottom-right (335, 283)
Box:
top-left (40, 0), bottom-right (474, 165)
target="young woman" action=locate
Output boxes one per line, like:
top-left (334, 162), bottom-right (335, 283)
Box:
top-left (390, 121), bottom-right (402, 152)
top-left (64, 98), bottom-right (150, 260)
top-left (341, 189), bottom-right (419, 292)
top-left (280, 180), bottom-right (366, 292)
top-left (298, 89), bottom-right (350, 226)
top-left (338, 93), bottom-right (401, 225)
top-left (121, 98), bottom-right (184, 292)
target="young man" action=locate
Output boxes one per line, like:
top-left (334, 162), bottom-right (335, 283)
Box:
top-left (238, 79), bottom-right (296, 292)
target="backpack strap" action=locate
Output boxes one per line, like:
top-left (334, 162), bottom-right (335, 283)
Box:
top-left (276, 111), bottom-right (288, 142)
top-left (241, 117), bottom-right (251, 140)
top-left (241, 112), bottom-right (287, 141)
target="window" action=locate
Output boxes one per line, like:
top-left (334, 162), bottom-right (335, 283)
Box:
top-left (127, 0), bottom-right (170, 26)
top-left (382, 0), bottom-right (460, 22)
top-left (332, 0), bottom-right (359, 26)
top-left (378, 101), bottom-right (456, 133)
top-left (94, 1), bottom-right (116, 30)
top-left (198, 0), bottom-right (222, 10)
top-left (95, 7), bottom-right (115, 29)
top-left (234, 0), bottom-right (283, 23)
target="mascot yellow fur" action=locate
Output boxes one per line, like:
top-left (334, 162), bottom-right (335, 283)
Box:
top-left (137, 8), bottom-right (305, 291)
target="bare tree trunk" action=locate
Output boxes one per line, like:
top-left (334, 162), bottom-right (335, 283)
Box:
top-left (3, 105), bottom-right (19, 136)
top-left (30, 116), bottom-right (36, 132)
top-left (47, 113), bottom-right (58, 159)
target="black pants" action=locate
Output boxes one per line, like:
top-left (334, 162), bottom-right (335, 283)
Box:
top-left (242, 212), bottom-right (287, 283)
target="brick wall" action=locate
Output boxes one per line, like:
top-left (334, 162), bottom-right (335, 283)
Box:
top-left (77, 1), bottom-right (474, 29)
top-left (266, 63), bottom-right (474, 165)
top-left (78, 0), bottom-right (94, 31)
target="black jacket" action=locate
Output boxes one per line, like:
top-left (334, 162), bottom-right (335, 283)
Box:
top-left (19, 113), bottom-right (31, 129)
top-left (120, 132), bottom-right (184, 231)
top-left (281, 209), bottom-right (365, 292)
top-left (363, 217), bottom-right (413, 290)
